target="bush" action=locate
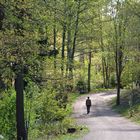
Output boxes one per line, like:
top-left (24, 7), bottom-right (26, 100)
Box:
top-left (34, 88), bottom-right (70, 137)
top-left (76, 80), bottom-right (87, 94)
top-left (110, 75), bottom-right (116, 88)
top-left (0, 83), bottom-right (77, 139)
top-left (0, 89), bottom-right (16, 140)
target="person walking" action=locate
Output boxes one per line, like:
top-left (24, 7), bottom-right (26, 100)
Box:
top-left (86, 97), bottom-right (91, 114)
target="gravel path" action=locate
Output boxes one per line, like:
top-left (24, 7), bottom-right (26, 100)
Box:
top-left (72, 92), bottom-right (140, 140)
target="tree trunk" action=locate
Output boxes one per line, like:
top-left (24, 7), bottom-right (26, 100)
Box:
top-left (66, 18), bottom-right (72, 79)
top-left (88, 51), bottom-right (91, 92)
top-left (71, 0), bottom-right (81, 59)
top-left (113, 0), bottom-right (126, 106)
top-left (116, 74), bottom-right (121, 105)
top-left (0, 4), bottom-right (4, 30)
top-left (102, 58), bottom-right (107, 88)
top-left (69, 0), bottom-right (81, 79)
top-left (61, 24), bottom-right (66, 76)
top-left (61, 0), bottom-right (67, 76)
top-left (99, 12), bottom-right (110, 89)
top-left (105, 59), bottom-right (109, 88)
top-left (53, 0), bottom-right (57, 69)
top-left (53, 24), bottom-right (57, 69)
top-left (115, 32), bottom-right (121, 106)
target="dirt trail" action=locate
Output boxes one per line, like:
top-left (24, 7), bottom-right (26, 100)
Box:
top-left (72, 92), bottom-right (140, 140)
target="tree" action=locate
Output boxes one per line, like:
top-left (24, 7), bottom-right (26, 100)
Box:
top-left (0, 0), bottom-right (43, 139)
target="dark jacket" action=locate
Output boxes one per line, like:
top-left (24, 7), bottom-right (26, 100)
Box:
top-left (86, 99), bottom-right (91, 106)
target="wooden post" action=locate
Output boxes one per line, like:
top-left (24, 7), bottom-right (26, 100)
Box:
top-left (15, 69), bottom-right (26, 140)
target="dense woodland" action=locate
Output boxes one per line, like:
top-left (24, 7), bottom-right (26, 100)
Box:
top-left (0, 0), bottom-right (140, 139)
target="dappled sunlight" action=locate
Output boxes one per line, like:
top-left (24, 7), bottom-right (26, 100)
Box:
top-left (73, 92), bottom-right (140, 140)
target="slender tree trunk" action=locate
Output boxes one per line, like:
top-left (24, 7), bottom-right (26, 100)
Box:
top-left (61, 24), bottom-right (66, 76)
top-left (104, 59), bottom-right (109, 88)
top-left (114, 24), bottom-right (124, 105)
top-left (88, 51), bottom-right (91, 92)
top-left (66, 19), bottom-right (72, 79)
top-left (61, 0), bottom-right (67, 76)
top-left (53, 0), bottom-right (57, 69)
top-left (106, 67), bottom-right (109, 88)
top-left (99, 10), bottom-right (109, 89)
top-left (71, 0), bottom-right (81, 59)
top-left (69, 0), bottom-right (81, 79)
top-left (102, 58), bottom-right (106, 88)
top-left (113, 0), bottom-right (126, 105)
top-left (114, 26), bottom-right (121, 106)
top-left (53, 25), bottom-right (57, 69)
top-left (116, 73), bottom-right (121, 105)
top-left (0, 4), bottom-right (4, 30)
top-left (114, 2), bottom-right (120, 105)
top-left (114, 35), bottom-right (123, 105)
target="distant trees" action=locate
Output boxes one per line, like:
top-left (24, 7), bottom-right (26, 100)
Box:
top-left (101, 0), bottom-right (140, 105)
top-left (112, 0), bottom-right (128, 105)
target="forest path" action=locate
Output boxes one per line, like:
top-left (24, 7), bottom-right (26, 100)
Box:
top-left (72, 92), bottom-right (140, 140)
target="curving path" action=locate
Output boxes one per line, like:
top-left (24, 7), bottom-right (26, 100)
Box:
top-left (72, 92), bottom-right (140, 140)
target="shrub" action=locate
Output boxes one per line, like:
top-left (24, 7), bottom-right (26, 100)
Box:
top-left (0, 89), bottom-right (16, 140)
top-left (76, 80), bottom-right (87, 94)
top-left (34, 88), bottom-right (70, 137)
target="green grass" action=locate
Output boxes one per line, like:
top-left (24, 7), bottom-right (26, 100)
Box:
top-left (66, 92), bottom-right (82, 115)
top-left (68, 92), bottom-right (81, 103)
top-left (37, 92), bottom-right (89, 140)
top-left (91, 88), bottom-right (116, 93)
top-left (55, 92), bottom-right (89, 140)
top-left (37, 126), bottom-right (89, 140)
top-left (111, 89), bottom-right (140, 124)
top-left (38, 126), bottom-right (88, 140)
top-left (54, 126), bottom-right (89, 140)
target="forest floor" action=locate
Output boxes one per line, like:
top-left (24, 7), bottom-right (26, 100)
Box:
top-left (72, 92), bottom-right (140, 140)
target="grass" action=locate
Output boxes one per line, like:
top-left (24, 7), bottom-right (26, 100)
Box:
top-left (66, 92), bottom-right (82, 115)
top-left (38, 126), bottom-right (88, 140)
top-left (54, 92), bottom-right (89, 140)
top-left (37, 92), bottom-right (88, 140)
top-left (54, 92), bottom-right (90, 140)
top-left (91, 88), bottom-right (116, 94)
top-left (68, 92), bottom-right (81, 103)
top-left (54, 126), bottom-right (89, 140)
top-left (111, 89), bottom-right (140, 124)
top-left (37, 126), bottom-right (88, 140)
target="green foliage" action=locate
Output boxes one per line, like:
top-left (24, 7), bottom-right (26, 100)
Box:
top-left (0, 89), bottom-right (16, 140)
top-left (25, 86), bottom-right (72, 138)
top-left (0, 83), bottom-right (76, 139)
top-left (110, 75), bottom-right (116, 88)
top-left (26, 82), bottom-right (77, 139)
top-left (111, 89), bottom-right (140, 123)
top-left (24, 81), bottom-right (41, 138)
top-left (37, 90), bottom-right (67, 123)
top-left (54, 125), bottom-right (88, 140)
top-left (76, 80), bottom-right (87, 93)
top-left (122, 60), bottom-right (140, 88)
top-left (0, 0), bottom-right (140, 138)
